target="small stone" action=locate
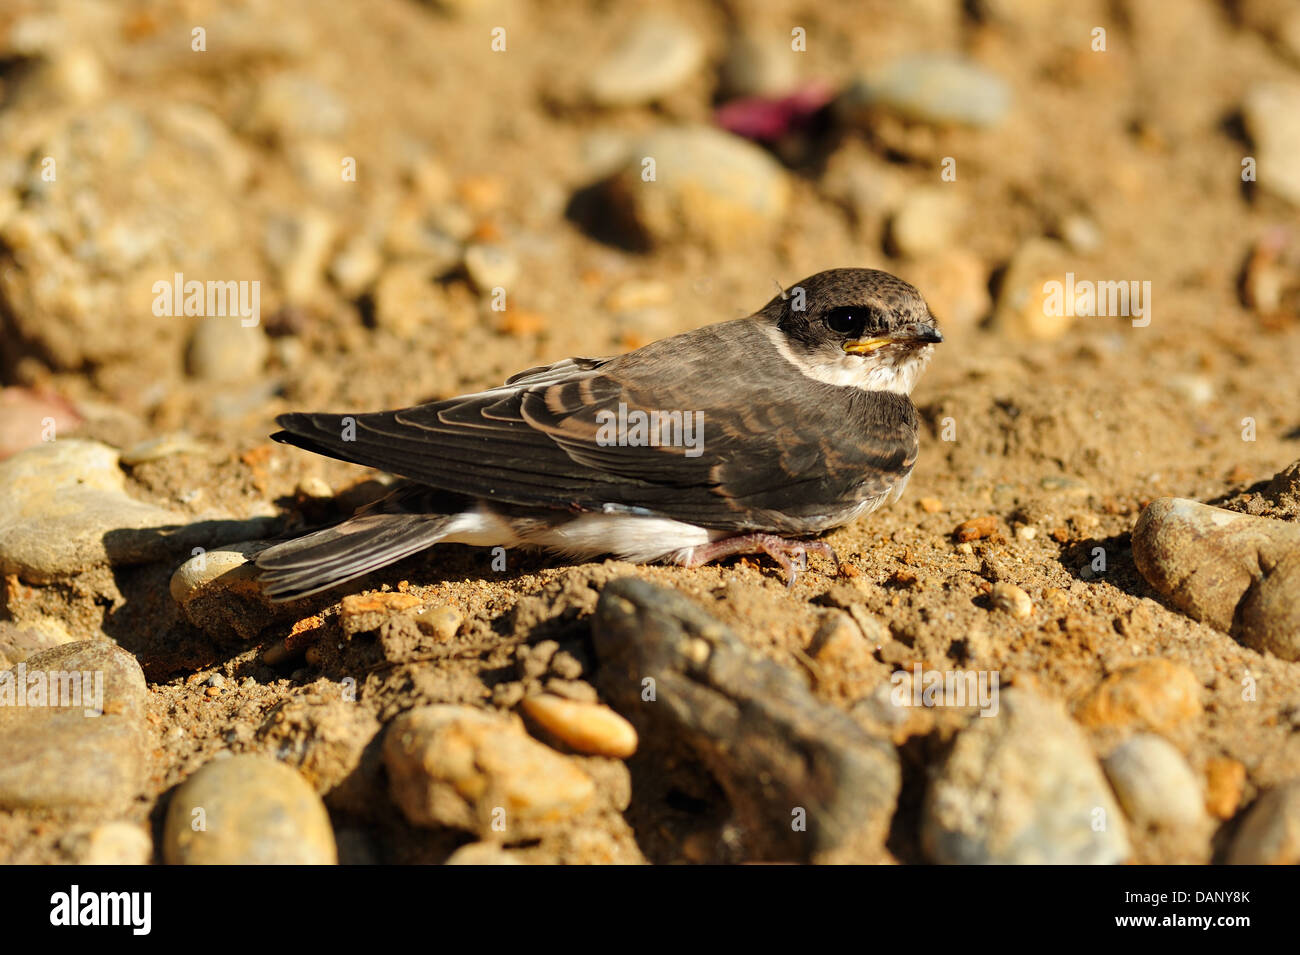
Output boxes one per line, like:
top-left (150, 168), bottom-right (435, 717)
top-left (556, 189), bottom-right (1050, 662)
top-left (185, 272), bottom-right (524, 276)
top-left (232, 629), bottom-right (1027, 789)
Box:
top-left (954, 516), bottom-right (998, 541)
top-left (1057, 214), bottom-right (1103, 254)
top-left (922, 688), bottom-right (1131, 864)
top-left (383, 705), bottom-right (595, 838)
top-left (243, 72), bottom-right (348, 141)
top-left (170, 541), bottom-right (275, 643)
top-left (1102, 735), bottom-right (1212, 843)
top-left (164, 754), bottom-right (337, 864)
top-left (0, 642), bottom-right (148, 810)
top-left (329, 235), bottom-right (383, 299)
top-left (1016, 525), bottom-right (1038, 541)
top-left (521, 693), bottom-right (638, 758)
top-left (79, 822), bottom-right (153, 865)
top-left (993, 238), bottom-right (1073, 341)
top-left (586, 15), bottom-right (704, 106)
top-left (463, 243), bottom-right (519, 293)
top-left (413, 604), bottom-right (463, 641)
top-left (989, 582), bottom-right (1033, 619)
top-left (373, 261), bottom-right (443, 338)
top-left (445, 842), bottom-right (523, 865)
top-left (119, 433), bottom-right (205, 465)
top-left (0, 387), bottom-right (83, 460)
top-left (186, 317), bottom-right (270, 383)
top-left (0, 619), bottom-right (76, 668)
top-left (264, 209), bottom-right (336, 304)
top-left (1132, 497), bottom-right (1300, 661)
top-left (900, 250), bottom-right (990, 335)
top-left (1204, 756), bottom-right (1247, 820)
top-left (1227, 780), bottom-right (1300, 865)
top-left (889, 188), bottom-right (963, 258)
top-left (1165, 374), bottom-right (1214, 407)
top-left (339, 591), bottom-right (423, 636)
top-left (1242, 82), bottom-right (1300, 206)
top-left (605, 126), bottom-right (790, 248)
top-left (720, 32), bottom-right (800, 97)
top-left (255, 698), bottom-right (383, 814)
top-left (1076, 659), bottom-right (1202, 734)
top-left (603, 278), bottom-right (672, 313)
top-left (839, 53), bottom-right (1011, 128)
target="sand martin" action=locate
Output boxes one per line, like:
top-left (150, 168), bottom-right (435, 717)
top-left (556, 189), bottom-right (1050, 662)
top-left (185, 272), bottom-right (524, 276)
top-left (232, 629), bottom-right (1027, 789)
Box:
top-left (256, 268), bottom-right (941, 600)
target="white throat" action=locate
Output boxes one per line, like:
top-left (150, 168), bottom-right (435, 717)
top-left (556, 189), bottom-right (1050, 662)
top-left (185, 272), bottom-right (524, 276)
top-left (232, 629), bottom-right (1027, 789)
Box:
top-left (764, 325), bottom-right (933, 394)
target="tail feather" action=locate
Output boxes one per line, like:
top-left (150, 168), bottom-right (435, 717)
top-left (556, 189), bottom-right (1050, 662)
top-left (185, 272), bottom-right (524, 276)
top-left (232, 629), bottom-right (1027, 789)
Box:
top-left (256, 511), bottom-right (457, 602)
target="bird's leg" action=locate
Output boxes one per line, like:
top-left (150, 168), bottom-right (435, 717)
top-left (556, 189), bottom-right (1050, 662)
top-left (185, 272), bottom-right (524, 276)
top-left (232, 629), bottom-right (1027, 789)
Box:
top-left (683, 534), bottom-right (840, 588)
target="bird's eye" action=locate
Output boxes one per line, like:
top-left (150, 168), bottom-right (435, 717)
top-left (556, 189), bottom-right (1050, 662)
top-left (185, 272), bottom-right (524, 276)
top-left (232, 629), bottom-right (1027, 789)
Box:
top-left (824, 307), bottom-right (867, 337)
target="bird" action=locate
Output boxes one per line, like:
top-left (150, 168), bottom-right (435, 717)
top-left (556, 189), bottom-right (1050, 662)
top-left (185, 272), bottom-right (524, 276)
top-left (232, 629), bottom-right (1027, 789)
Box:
top-left (255, 268), bottom-right (942, 601)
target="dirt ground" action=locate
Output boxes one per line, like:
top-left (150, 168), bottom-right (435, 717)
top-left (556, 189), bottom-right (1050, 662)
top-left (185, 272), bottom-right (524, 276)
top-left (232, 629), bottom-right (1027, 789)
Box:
top-left (1, 0), bottom-right (1299, 864)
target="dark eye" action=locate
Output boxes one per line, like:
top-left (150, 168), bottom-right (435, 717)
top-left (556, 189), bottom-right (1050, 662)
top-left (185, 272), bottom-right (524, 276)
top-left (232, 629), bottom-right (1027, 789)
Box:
top-left (824, 307), bottom-right (866, 337)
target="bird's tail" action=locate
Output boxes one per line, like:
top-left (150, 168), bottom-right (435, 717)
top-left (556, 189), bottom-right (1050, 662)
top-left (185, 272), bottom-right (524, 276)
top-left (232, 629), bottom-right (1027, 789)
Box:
top-left (255, 484), bottom-right (470, 602)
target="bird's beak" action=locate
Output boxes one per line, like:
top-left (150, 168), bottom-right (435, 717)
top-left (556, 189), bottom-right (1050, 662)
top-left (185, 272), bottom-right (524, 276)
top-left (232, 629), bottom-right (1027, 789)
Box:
top-left (843, 323), bottom-right (944, 354)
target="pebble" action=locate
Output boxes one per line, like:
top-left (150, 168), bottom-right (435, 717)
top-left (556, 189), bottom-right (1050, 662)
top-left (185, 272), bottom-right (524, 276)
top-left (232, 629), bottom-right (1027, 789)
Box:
top-left (383, 705), bottom-right (595, 838)
top-left (78, 822), bottom-right (153, 865)
top-left (1102, 735), bottom-right (1211, 838)
top-left (605, 126), bottom-right (790, 248)
top-left (889, 187), bottom-right (963, 258)
top-left (0, 642), bottom-right (148, 810)
top-left (445, 842), bottom-right (523, 865)
top-left (163, 754), bottom-right (337, 864)
top-left (328, 235), bottom-right (383, 299)
top-left (1242, 82), bottom-right (1300, 206)
top-left (838, 53), bottom-right (1011, 128)
top-left (901, 250), bottom-right (990, 335)
top-left (720, 32), bottom-right (800, 97)
top-left (1227, 780), bottom-right (1300, 865)
top-left (989, 582), bottom-right (1033, 619)
top-left (463, 243), bottom-right (520, 293)
top-left (1076, 659), bottom-right (1202, 734)
top-left (264, 209), bottom-right (336, 304)
top-left (413, 604), bottom-right (463, 641)
top-left (993, 238), bottom-right (1073, 341)
top-left (255, 698), bottom-right (383, 814)
top-left (1057, 213), bottom-right (1103, 254)
top-left (119, 433), bottom-right (205, 465)
top-left (0, 618), bottom-right (76, 668)
top-left (0, 387), bottom-right (82, 459)
top-left (1133, 497), bottom-right (1300, 661)
top-left (0, 440), bottom-right (197, 581)
top-left (242, 72), bottom-right (349, 141)
top-left (372, 261), bottom-right (444, 338)
top-left (954, 516), bottom-right (998, 541)
top-left (1204, 756), bottom-right (1247, 820)
top-left (586, 15), bottom-right (704, 106)
top-left (169, 541), bottom-right (274, 642)
top-left (186, 316), bottom-right (270, 382)
top-left (339, 591), bottom-right (423, 636)
top-left (521, 693), bottom-right (638, 758)
top-left (922, 688), bottom-right (1131, 864)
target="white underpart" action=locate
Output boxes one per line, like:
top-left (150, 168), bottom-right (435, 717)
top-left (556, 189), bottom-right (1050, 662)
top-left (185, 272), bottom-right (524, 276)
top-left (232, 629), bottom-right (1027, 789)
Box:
top-left (521, 512), bottom-right (720, 564)
top-left (438, 502), bottom-right (720, 564)
top-left (763, 325), bottom-right (933, 395)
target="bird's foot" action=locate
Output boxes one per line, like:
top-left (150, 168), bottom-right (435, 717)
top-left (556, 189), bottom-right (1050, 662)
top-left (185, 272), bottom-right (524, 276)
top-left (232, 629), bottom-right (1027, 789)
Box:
top-left (683, 534), bottom-right (840, 589)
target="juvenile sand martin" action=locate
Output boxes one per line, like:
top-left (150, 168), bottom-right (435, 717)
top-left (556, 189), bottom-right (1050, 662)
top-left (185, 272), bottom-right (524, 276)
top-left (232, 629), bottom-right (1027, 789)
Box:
top-left (256, 268), bottom-right (941, 600)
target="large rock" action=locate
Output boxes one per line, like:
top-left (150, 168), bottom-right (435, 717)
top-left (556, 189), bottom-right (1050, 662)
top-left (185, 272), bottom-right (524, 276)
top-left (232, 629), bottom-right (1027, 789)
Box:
top-left (383, 705), bottom-right (595, 839)
top-left (592, 577), bottom-right (900, 864)
top-left (1132, 497), bottom-right (1300, 661)
top-left (922, 688), bottom-right (1132, 864)
top-left (0, 642), bottom-right (148, 810)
